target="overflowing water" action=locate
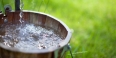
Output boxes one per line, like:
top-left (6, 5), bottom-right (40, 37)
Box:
top-left (0, 24), bottom-right (63, 50)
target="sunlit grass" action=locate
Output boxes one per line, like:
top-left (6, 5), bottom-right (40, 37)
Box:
top-left (0, 0), bottom-right (116, 58)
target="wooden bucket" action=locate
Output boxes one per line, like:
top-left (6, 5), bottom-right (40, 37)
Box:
top-left (0, 10), bottom-right (72, 58)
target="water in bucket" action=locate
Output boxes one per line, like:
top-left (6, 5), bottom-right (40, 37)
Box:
top-left (0, 23), bottom-right (63, 50)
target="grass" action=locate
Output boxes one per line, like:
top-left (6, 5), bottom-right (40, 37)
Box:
top-left (0, 0), bottom-right (116, 58)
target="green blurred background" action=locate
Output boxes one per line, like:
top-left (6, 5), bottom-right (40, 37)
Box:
top-left (0, 0), bottom-right (116, 58)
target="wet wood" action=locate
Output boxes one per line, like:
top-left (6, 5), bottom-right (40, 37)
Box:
top-left (7, 12), bottom-right (14, 24)
top-left (0, 49), bottom-right (53, 58)
top-left (23, 12), bottom-right (30, 24)
top-left (58, 23), bottom-right (67, 39)
top-left (0, 14), bottom-right (4, 25)
top-left (13, 12), bottom-right (20, 24)
top-left (38, 14), bottom-right (46, 26)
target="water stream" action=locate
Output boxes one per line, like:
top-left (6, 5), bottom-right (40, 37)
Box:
top-left (19, 0), bottom-right (24, 24)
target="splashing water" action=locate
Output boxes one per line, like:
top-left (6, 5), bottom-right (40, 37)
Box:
top-left (0, 0), bottom-right (63, 50)
top-left (0, 24), bottom-right (63, 50)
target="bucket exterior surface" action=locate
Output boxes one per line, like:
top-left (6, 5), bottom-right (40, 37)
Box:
top-left (0, 11), bottom-right (72, 58)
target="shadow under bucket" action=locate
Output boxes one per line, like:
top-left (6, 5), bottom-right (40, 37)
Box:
top-left (0, 10), bottom-right (72, 58)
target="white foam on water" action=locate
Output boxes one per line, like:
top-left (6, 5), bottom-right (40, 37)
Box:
top-left (0, 24), bottom-right (63, 50)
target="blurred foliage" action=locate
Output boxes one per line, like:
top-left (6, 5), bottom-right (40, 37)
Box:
top-left (0, 0), bottom-right (116, 58)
